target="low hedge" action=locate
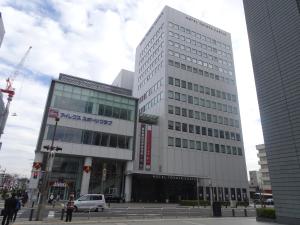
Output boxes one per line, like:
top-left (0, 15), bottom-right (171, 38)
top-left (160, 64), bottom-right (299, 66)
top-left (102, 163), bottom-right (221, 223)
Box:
top-left (179, 200), bottom-right (210, 206)
top-left (237, 201), bottom-right (249, 207)
top-left (256, 208), bottom-right (276, 219)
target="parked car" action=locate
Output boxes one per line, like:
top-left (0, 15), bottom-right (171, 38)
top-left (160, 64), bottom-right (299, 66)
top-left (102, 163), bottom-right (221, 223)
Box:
top-left (73, 194), bottom-right (106, 212)
top-left (265, 198), bottom-right (274, 205)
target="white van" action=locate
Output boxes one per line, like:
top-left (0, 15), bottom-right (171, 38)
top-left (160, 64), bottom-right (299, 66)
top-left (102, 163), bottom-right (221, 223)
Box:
top-left (73, 194), bottom-right (106, 212)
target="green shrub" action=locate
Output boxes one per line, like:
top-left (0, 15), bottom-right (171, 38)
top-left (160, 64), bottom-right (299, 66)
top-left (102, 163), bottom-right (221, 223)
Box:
top-left (256, 208), bottom-right (276, 219)
top-left (179, 200), bottom-right (210, 206)
top-left (237, 201), bottom-right (249, 207)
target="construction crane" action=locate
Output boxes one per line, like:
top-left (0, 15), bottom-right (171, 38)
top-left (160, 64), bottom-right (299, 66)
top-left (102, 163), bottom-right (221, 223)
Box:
top-left (0, 46), bottom-right (32, 140)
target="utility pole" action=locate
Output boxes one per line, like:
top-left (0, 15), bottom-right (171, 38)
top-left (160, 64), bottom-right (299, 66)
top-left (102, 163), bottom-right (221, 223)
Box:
top-left (35, 117), bottom-right (62, 221)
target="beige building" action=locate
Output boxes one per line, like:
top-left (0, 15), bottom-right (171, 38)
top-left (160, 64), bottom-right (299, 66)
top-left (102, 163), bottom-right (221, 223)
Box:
top-left (256, 144), bottom-right (271, 193)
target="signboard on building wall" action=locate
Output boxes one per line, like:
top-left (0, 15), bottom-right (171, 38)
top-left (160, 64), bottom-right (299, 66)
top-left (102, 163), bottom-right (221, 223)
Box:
top-left (145, 125), bottom-right (152, 170)
top-left (139, 124), bottom-right (146, 170)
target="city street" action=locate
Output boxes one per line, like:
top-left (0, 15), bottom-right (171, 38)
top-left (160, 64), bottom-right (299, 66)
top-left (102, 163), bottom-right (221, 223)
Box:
top-left (13, 217), bottom-right (281, 225)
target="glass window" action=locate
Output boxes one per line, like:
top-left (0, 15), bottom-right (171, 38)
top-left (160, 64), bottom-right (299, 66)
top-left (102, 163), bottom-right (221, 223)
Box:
top-left (220, 130), bottom-right (225, 139)
top-left (207, 114), bottom-right (212, 122)
top-left (118, 135), bottom-right (126, 149)
top-left (213, 129), bottom-right (219, 138)
top-left (188, 110), bottom-right (194, 118)
top-left (188, 82), bottom-right (193, 90)
top-left (168, 77), bottom-right (174, 85)
top-left (215, 144), bottom-right (220, 153)
top-left (209, 143), bottom-right (214, 152)
top-left (182, 108), bottom-right (187, 117)
top-left (206, 100), bottom-right (211, 108)
top-left (168, 137), bottom-right (174, 146)
top-left (120, 108), bottom-right (128, 120)
top-left (226, 146), bottom-right (232, 154)
top-left (189, 124), bottom-right (194, 133)
top-left (188, 95), bottom-right (193, 104)
top-left (208, 128), bottom-right (212, 136)
top-left (194, 84), bottom-right (199, 92)
top-left (100, 133), bottom-right (109, 146)
top-left (175, 138), bottom-right (181, 147)
top-left (189, 140), bottom-right (195, 149)
top-left (168, 120), bottom-right (174, 130)
top-left (196, 141), bottom-right (201, 150)
top-left (238, 148), bottom-right (243, 156)
top-left (232, 147), bottom-right (237, 155)
top-left (109, 135), bottom-right (118, 148)
top-left (202, 127), bottom-right (207, 135)
top-left (182, 123), bottom-right (187, 132)
top-left (175, 92), bottom-right (180, 101)
top-left (175, 122), bottom-right (181, 131)
top-left (82, 130), bottom-right (93, 145)
top-left (168, 105), bottom-right (174, 114)
top-left (196, 126), bottom-right (201, 134)
top-left (199, 86), bottom-right (204, 93)
top-left (205, 87), bottom-right (210, 95)
top-left (212, 115), bottom-right (218, 123)
top-left (194, 97), bottom-right (199, 105)
top-left (236, 133), bottom-right (241, 141)
top-left (98, 104), bottom-right (105, 115)
top-left (195, 111), bottom-right (200, 119)
top-left (168, 91), bottom-right (174, 99)
top-left (225, 131), bottom-right (230, 140)
top-left (175, 79), bottom-right (180, 87)
top-left (203, 142), bottom-right (208, 151)
top-left (93, 132), bottom-right (101, 145)
top-left (175, 107), bottom-right (180, 115)
top-left (182, 139), bottom-right (188, 148)
top-left (231, 132), bottom-right (236, 140)
top-left (181, 94), bottom-right (187, 102)
top-left (221, 145), bottom-right (226, 153)
top-left (181, 80), bottom-right (186, 88)
top-left (201, 112), bottom-right (207, 121)
top-left (112, 107), bottom-right (120, 119)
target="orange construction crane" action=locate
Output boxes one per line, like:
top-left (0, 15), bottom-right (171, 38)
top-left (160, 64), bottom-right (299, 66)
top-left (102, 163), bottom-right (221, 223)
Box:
top-left (0, 46), bottom-right (32, 139)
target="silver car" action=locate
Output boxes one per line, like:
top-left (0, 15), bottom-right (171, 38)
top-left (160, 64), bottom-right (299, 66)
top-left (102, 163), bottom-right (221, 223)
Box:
top-left (74, 194), bottom-right (106, 212)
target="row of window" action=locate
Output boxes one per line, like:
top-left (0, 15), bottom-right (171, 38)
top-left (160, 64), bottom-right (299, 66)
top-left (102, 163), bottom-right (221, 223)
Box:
top-left (168, 30), bottom-right (232, 62)
top-left (139, 92), bottom-right (163, 114)
top-left (139, 40), bottom-right (164, 75)
top-left (168, 39), bottom-right (232, 69)
top-left (138, 60), bottom-right (163, 90)
top-left (46, 125), bottom-right (132, 149)
top-left (168, 76), bottom-right (237, 103)
top-left (168, 120), bottom-right (241, 141)
top-left (139, 50), bottom-right (164, 80)
top-left (168, 59), bottom-right (235, 86)
top-left (139, 78), bottom-right (163, 104)
top-left (168, 49), bottom-right (233, 77)
top-left (54, 96), bottom-right (134, 121)
top-left (168, 105), bottom-right (240, 128)
top-left (167, 136), bottom-right (243, 156)
top-left (140, 23), bottom-right (164, 58)
top-left (168, 90), bottom-right (238, 116)
top-left (168, 21), bottom-right (231, 54)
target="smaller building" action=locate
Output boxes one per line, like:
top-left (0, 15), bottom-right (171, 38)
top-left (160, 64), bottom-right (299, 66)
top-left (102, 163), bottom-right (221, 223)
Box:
top-left (248, 170), bottom-right (262, 199)
top-left (112, 69), bottom-right (134, 91)
top-left (256, 144), bottom-right (272, 193)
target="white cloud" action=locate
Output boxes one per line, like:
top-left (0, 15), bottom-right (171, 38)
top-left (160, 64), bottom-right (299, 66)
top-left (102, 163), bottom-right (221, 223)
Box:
top-left (0, 0), bottom-right (263, 177)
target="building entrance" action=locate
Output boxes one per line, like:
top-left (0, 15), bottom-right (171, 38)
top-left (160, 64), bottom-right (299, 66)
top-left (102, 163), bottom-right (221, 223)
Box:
top-left (132, 174), bottom-right (197, 202)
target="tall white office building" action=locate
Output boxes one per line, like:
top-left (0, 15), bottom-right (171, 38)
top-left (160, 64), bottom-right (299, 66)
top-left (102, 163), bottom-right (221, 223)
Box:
top-left (130, 6), bottom-right (248, 202)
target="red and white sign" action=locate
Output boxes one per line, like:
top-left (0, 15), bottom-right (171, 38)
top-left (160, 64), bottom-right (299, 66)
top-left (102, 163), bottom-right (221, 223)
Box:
top-left (145, 125), bottom-right (152, 170)
top-left (139, 124), bottom-right (146, 170)
top-left (48, 108), bottom-right (59, 118)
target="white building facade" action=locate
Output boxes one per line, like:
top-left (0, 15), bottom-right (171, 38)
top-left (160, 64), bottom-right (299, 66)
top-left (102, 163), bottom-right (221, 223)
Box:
top-left (131, 6), bottom-right (248, 202)
top-left (256, 144), bottom-right (271, 193)
top-left (29, 74), bottom-right (137, 200)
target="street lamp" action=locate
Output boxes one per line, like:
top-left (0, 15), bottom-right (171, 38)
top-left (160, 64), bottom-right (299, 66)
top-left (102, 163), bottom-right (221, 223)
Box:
top-left (36, 117), bottom-right (62, 221)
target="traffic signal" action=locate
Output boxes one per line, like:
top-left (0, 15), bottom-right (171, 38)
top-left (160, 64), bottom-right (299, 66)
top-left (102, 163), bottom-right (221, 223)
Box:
top-left (33, 171), bottom-right (38, 179)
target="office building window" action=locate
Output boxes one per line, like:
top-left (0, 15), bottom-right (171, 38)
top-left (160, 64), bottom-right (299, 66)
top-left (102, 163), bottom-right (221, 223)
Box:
top-left (175, 138), bottom-right (181, 147)
top-left (215, 144), bottom-right (220, 153)
top-left (175, 92), bottom-right (180, 101)
top-left (182, 108), bottom-right (187, 117)
top-left (168, 137), bottom-right (174, 146)
top-left (181, 80), bottom-right (186, 88)
top-left (189, 124), bottom-right (194, 133)
top-left (168, 77), bottom-right (174, 85)
top-left (175, 106), bottom-right (181, 115)
top-left (202, 127), bottom-right (207, 135)
top-left (168, 90), bottom-right (174, 99)
top-left (189, 140), bottom-right (195, 149)
top-left (238, 147), bottom-right (243, 156)
top-left (221, 145), bottom-right (226, 153)
top-left (181, 94), bottom-right (187, 102)
top-left (209, 143), bottom-right (214, 152)
top-left (175, 79), bottom-right (180, 87)
top-left (182, 139), bottom-right (188, 148)
top-left (208, 128), bottom-right (212, 136)
top-left (175, 122), bottom-right (181, 131)
top-left (203, 142), bottom-right (208, 151)
top-left (195, 111), bottom-right (200, 119)
top-left (168, 105), bottom-right (174, 114)
top-left (227, 146), bottom-right (232, 154)
top-left (168, 120), bottom-right (174, 130)
top-left (213, 129), bottom-right (219, 138)
top-left (196, 141), bottom-right (201, 150)
top-left (182, 123), bottom-right (187, 132)
top-left (196, 126), bottom-right (201, 134)
top-left (188, 110), bottom-right (194, 118)
top-left (232, 147), bottom-right (237, 155)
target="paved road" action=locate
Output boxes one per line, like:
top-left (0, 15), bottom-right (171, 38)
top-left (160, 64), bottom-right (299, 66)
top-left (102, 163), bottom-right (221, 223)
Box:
top-left (13, 217), bottom-right (281, 225)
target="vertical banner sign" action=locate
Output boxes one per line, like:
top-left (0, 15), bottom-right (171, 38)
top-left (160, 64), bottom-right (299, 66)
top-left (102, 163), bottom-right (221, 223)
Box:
top-left (145, 125), bottom-right (152, 170)
top-left (139, 124), bottom-right (146, 170)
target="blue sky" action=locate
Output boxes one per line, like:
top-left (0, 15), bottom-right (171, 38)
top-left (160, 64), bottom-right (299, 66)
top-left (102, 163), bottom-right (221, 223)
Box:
top-left (0, 0), bottom-right (264, 177)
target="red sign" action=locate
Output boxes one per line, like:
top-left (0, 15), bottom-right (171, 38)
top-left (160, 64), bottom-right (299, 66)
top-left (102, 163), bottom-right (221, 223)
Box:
top-left (48, 108), bottom-right (59, 118)
top-left (139, 124), bottom-right (146, 170)
top-left (145, 125), bottom-right (152, 170)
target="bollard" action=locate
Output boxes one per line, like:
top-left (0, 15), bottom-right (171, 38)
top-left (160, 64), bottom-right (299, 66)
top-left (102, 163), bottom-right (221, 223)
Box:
top-left (161, 207), bottom-right (163, 218)
top-left (29, 201), bottom-right (35, 221)
top-left (232, 208), bottom-right (235, 217)
top-left (244, 208), bottom-right (247, 217)
top-left (60, 208), bottom-right (65, 220)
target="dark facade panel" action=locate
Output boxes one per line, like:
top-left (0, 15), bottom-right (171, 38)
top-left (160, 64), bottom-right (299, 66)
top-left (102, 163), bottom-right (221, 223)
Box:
top-left (244, 0), bottom-right (300, 223)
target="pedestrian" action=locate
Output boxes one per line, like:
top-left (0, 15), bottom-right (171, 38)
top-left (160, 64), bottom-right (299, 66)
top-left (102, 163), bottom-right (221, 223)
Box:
top-left (21, 192), bottom-right (28, 207)
top-left (12, 197), bottom-right (21, 222)
top-left (65, 193), bottom-right (75, 222)
top-left (48, 193), bottom-right (54, 205)
top-left (1, 193), bottom-right (17, 225)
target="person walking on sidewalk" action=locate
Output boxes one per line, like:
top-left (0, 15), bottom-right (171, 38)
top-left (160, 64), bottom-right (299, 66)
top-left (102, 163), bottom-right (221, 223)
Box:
top-left (65, 193), bottom-right (75, 222)
top-left (1, 193), bottom-right (17, 225)
top-left (12, 196), bottom-right (21, 222)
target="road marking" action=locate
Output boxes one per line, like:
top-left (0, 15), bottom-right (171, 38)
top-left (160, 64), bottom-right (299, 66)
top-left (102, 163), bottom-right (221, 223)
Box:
top-left (115, 223), bottom-right (127, 225)
top-left (48, 210), bottom-right (55, 218)
top-left (183, 221), bottom-right (206, 225)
